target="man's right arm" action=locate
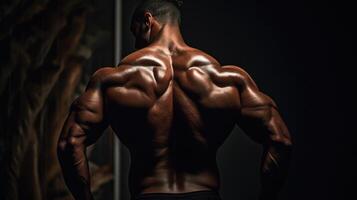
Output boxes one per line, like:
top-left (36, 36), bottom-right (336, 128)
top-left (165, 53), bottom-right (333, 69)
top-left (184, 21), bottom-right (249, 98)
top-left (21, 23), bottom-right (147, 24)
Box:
top-left (57, 68), bottom-right (110, 200)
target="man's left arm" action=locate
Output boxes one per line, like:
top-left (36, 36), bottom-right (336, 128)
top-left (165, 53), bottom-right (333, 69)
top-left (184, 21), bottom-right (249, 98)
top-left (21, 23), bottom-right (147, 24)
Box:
top-left (225, 65), bottom-right (293, 200)
top-left (57, 69), bottom-right (109, 200)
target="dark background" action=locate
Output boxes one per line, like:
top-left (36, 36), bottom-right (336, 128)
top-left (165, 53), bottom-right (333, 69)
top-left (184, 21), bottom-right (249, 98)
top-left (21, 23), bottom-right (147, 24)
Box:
top-left (121, 0), bottom-right (353, 200)
top-left (0, 0), bottom-right (115, 199)
top-left (0, 0), bottom-right (352, 199)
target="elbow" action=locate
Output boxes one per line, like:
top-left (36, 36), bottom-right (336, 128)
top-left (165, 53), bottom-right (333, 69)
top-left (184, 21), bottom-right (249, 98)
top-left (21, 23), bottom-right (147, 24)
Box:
top-left (268, 134), bottom-right (293, 159)
top-left (57, 138), bottom-right (69, 161)
top-left (269, 131), bottom-right (293, 151)
top-left (57, 125), bottom-right (87, 160)
top-left (276, 134), bottom-right (292, 147)
top-left (57, 136), bottom-right (82, 160)
top-left (281, 137), bottom-right (293, 154)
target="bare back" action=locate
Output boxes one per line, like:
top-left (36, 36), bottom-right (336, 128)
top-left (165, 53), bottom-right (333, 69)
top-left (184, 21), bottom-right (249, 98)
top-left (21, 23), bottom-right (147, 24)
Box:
top-left (102, 46), bottom-right (242, 195)
top-left (58, 43), bottom-right (291, 200)
top-left (58, 11), bottom-right (292, 200)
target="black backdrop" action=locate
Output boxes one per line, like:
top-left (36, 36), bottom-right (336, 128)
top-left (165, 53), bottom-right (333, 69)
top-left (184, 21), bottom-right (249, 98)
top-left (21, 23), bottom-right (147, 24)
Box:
top-left (120, 1), bottom-right (352, 200)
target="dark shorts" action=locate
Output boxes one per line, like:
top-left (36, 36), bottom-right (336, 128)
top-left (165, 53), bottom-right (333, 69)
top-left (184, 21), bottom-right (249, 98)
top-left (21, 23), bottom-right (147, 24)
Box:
top-left (132, 190), bottom-right (222, 200)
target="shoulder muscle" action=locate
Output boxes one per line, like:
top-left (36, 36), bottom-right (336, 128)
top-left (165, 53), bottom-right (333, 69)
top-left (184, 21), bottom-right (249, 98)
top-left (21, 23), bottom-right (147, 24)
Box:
top-left (221, 65), bottom-right (277, 108)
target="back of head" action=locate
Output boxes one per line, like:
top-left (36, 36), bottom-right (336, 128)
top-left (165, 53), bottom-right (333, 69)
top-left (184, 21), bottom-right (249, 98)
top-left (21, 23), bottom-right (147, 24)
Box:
top-left (133, 0), bottom-right (183, 25)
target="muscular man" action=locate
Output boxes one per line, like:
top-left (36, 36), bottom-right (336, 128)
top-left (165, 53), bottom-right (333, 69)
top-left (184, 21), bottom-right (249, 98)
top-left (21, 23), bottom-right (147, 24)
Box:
top-left (57, 0), bottom-right (292, 200)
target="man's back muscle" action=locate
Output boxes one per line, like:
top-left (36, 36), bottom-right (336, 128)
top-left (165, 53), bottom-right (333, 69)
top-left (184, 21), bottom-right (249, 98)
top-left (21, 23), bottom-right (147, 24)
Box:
top-left (102, 47), bottom-right (242, 194)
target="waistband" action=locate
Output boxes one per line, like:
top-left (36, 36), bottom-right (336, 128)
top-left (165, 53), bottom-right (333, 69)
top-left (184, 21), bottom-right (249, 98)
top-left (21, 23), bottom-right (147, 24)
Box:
top-left (132, 189), bottom-right (221, 200)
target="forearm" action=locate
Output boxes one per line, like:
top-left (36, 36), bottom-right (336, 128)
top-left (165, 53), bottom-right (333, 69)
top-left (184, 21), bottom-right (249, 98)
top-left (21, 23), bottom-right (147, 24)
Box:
top-left (259, 141), bottom-right (292, 200)
top-left (57, 143), bottom-right (93, 200)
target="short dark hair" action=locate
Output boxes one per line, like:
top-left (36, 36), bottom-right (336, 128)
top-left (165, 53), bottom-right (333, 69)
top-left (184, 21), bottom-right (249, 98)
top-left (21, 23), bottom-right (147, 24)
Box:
top-left (132, 0), bottom-right (183, 24)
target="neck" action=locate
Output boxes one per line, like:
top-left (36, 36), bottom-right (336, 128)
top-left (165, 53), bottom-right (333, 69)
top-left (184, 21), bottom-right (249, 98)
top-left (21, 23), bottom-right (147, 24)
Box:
top-left (150, 23), bottom-right (188, 54)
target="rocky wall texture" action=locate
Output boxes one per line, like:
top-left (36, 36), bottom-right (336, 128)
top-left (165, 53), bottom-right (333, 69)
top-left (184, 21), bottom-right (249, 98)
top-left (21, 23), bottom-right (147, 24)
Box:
top-left (0, 0), bottom-right (115, 199)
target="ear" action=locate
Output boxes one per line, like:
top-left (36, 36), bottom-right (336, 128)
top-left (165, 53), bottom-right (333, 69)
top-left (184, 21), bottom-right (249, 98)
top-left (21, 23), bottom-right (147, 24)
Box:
top-left (143, 12), bottom-right (153, 29)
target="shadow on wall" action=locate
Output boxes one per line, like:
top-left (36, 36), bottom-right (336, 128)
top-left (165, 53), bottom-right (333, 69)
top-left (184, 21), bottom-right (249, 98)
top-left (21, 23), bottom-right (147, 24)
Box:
top-left (0, 0), bottom-right (114, 199)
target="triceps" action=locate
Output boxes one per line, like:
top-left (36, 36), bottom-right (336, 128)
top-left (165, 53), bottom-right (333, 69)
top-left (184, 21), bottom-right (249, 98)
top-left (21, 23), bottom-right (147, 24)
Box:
top-left (238, 99), bottom-right (292, 146)
top-left (265, 106), bottom-right (292, 146)
top-left (238, 104), bottom-right (276, 144)
top-left (68, 94), bottom-right (108, 147)
top-left (238, 103), bottom-right (293, 174)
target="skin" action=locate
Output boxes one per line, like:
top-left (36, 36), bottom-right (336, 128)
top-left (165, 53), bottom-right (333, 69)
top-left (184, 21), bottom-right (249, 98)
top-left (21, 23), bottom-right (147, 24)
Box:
top-left (57, 11), bottom-right (292, 200)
